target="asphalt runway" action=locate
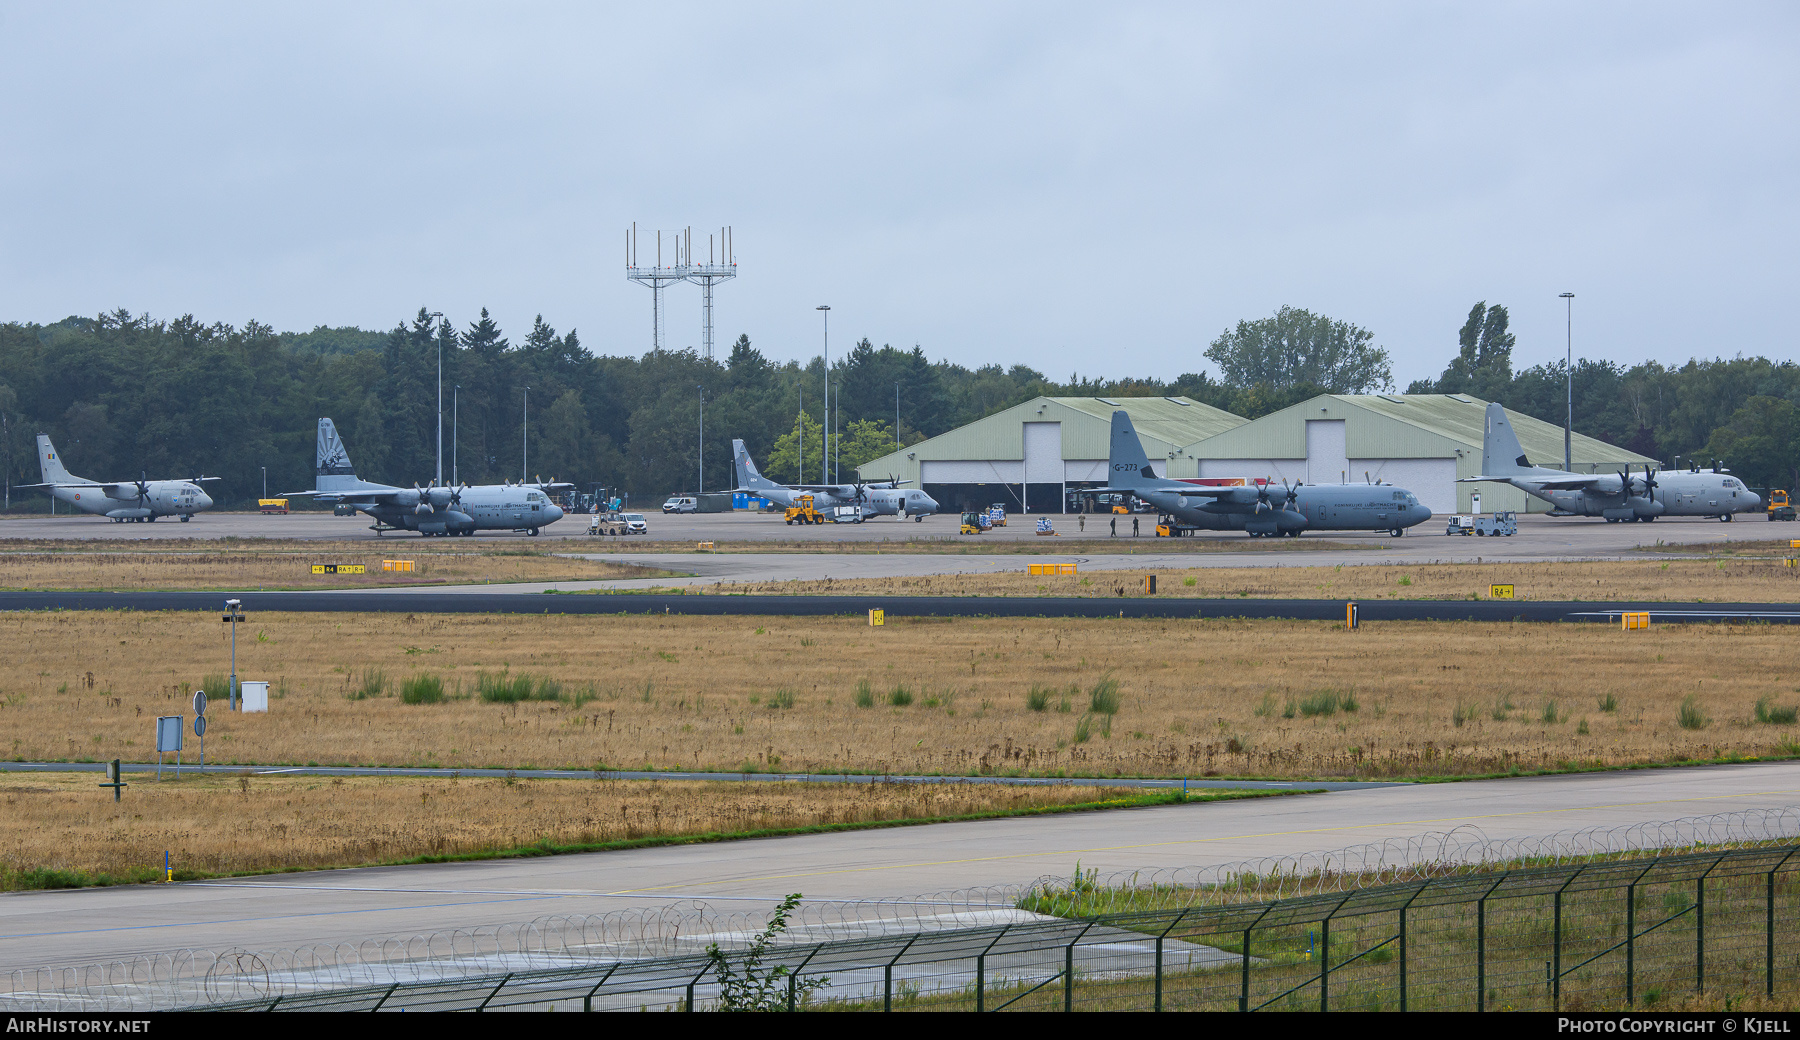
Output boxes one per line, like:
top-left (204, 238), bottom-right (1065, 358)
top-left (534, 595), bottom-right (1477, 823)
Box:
top-left (5, 761), bottom-right (1798, 971)
top-left (0, 588), bottom-right (1793, 622)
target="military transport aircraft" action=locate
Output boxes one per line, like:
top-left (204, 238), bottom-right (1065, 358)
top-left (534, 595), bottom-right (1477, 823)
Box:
top-left (1098, 411), bottom-right (1433, 537)
top-left (1459, 402), bottom-right (1761, 522)
top-left (20, 434), bottom-right (216, 522)
top-left (732, 440), bottom-right (938, 520)
top-left (286, 418), bottom-right (565, 536)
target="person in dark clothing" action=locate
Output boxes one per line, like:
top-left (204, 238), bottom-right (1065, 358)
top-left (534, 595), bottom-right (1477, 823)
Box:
top-left (1132, 516), bottom-right (1140, 536)
top-left (1109, 516), bottom-right (1116, 537)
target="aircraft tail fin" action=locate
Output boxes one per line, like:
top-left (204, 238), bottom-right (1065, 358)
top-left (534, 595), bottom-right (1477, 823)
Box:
top-left (1479, 402), bottom-right (1532, 476)
top-left (1108, 410), bottom-right (1162, 485)
top-left (734, 439), bottom-right (781, 491)
top-left (315, 418), bottom-right (361, 492)
top-left (35, 434), bottom-right (77, 484)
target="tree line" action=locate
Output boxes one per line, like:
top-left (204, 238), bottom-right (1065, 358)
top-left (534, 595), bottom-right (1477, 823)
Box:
top-left (0, 303), bottom-right (1794, 510)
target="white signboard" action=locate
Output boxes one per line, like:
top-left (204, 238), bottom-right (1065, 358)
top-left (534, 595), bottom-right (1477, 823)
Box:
top-left (239, 681), bottom-right (269, 713)
top-left (156, 716), bottom-right (184, 753)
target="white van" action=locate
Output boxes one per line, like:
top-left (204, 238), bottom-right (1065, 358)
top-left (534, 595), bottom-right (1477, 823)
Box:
top-left (662, 496), bottom-right (697, 514)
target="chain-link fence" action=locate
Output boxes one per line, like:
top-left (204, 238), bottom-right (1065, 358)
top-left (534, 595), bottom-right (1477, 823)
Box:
top-left (8, 842), bottom-right (1799, 1012)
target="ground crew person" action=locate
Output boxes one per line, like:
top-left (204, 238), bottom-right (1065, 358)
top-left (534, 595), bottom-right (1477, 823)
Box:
top-left (1110, 516), bottom-right (1116, 537)
top-left (1132, 516), bottom-right (1140, 536)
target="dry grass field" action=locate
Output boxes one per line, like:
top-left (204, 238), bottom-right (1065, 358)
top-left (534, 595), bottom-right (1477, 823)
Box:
top-left (717, 557), bottom-right (1800, 602)
top-left (2, 610), bottom-right (1795, 780)
top-left (0, 544), bottom-right (670, 590)
top-left (0, 771), bottom-right (1145, 884)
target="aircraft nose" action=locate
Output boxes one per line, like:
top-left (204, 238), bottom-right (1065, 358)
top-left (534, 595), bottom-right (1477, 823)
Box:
top-left (922, 496), bottom-right (939, 514)
top-left (1410, 505), bottom-right (1431, 525)
top-left (199, 493), bottom-right (213, 509)
top-left (546, 505), bottom-right (564, 523)
top-left (1744, 492), bottom-right (1762, 511)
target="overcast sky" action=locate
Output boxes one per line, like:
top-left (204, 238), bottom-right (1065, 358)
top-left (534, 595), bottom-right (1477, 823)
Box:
top-left (1, 2), bottom-right (1794, 387)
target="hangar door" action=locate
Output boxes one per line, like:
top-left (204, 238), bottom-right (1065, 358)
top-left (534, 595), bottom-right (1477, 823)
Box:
top-left (1022, 422), bottom-right (1063, 512)
top-left (1305, 420), bottom-right (1348, 485)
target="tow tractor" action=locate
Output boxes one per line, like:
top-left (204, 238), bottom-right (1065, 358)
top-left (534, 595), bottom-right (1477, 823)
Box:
top-left (785, 494), bottom-right (826, 525)
top-left (1447, 510), bottom-right (1517, 536)
top-left (1769, 490), bottom-right (1796, 521)
top-left (1154, 513), bottom-right (1199, 537)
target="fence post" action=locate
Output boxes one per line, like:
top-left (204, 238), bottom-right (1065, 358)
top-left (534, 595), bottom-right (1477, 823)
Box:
top-left (1240, 926), bottom-right (1251, 1012)
top-left (1065, 942), bottom-right (1074, 1012)
top-left (1553, 890), bottom-right (1562, 1011)
top-left (1696, 875), bottom-right (1706, 993)
top-left (788, 970), bottom-right (796, 1012)
top-left (1320, 914), bottom-right (1330, 1012)
top-left (885, 964), bottom-right (893, 1012)
top-left (1627, 884), bottom-right (1636, 1005)
top-left (1154, 935), bottom-right (1163, 1011)
top-left (476, 972), bottom-right (511, 1012)
top-left (976, 953), bottom-right (985, 1013)
top-left (1477, 898), bottom-right (1486, 1012)
top-left (1398, 905), bottom-right (1407, 1012)
top-left (1770, 869), bottom-right (1778, 999)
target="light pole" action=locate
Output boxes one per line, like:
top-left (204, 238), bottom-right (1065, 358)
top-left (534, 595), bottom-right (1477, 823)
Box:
top-left (797, 386), bottom-right (804, 485)
top-left (452, 385), bottom-right (460, 485)
top-left (426, 310), bottom-right (444, 485)
top-left (816, 305), bottom-right (830, 484)
top-left (260, 466), bottom-right (266, 501)
top-left (1560, 292), bottom-right (1574, 472)
top-left (895, 382), bottom-right (901, 455)
top-left (697, 384), bottom-right (704, 494)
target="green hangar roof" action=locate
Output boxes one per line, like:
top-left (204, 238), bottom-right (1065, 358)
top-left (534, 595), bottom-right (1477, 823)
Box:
top-left (857, 395), bottom-right (1245, 483)
top-left (1183, 393), bottom-right (1656, 468)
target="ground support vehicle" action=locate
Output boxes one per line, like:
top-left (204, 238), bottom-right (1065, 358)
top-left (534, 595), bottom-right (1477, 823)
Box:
top-left (1473, 511), bottom-right (1517, 536)
top-left (785, 494), bottom-right (826, 525)
top-left (960, 510), bottom-right (987, 534)
top-left (1770, 490), bottom-right (1796, 521)
top-left (589, 512), bottom-right (635, 536)
top-left (831, 505), bottom-right (865, 524)
top-left (1446, 515), bottom-right (1475, 535)
top-left (258, 498), bottom-right (289, 514)
top-left (1154, 513), bottom-right (1201, 537)
top-left (663, 496), bottom-right (697, 514)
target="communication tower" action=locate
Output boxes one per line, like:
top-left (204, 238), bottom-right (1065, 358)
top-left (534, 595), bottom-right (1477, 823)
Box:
top-left (625, 224), bottom-right (737, 360)
top-left (683, 227), bottom-right (736, 361)
top-left (625, 224), bottom-right (686, 351)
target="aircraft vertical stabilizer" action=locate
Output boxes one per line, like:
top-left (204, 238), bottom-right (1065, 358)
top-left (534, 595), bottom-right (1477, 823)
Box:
top-left (36, 434), bottom-right (77, 484)
top-left (1108, 411), bottom-right (1160, 485)
top-left (315, 418), bottom-right (361, 493)
top-left (733, 439), bottom-right (782, 492)
top-left (1479, 402), bottom-right (1532, 477)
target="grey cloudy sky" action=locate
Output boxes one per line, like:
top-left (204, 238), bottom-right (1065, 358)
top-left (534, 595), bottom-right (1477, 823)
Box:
top-left (1, 2), bottom-right (1794, 387)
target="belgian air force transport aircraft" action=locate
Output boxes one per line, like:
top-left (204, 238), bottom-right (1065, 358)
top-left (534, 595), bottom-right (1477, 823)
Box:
top-left (20, 434), bottom-right (217, 522)
top-left (1098, 411), bottom-right (1433, 537)
top-left (286, 418), bottom-right (565, 537)
top-left (1459, 402), bottom-right (1760, 522)
top-left (732, 439), bottom-right (938, 520)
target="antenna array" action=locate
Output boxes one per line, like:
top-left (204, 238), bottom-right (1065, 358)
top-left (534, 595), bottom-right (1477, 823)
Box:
top-left (625, 225), bottom-right (737, 360)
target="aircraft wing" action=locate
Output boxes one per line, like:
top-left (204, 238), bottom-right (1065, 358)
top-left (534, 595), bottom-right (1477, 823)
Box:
top-left (1088, 484), bottom-right (1244, 498)
top-left (282, 488), bottom-right (409, 501)
top-left (15, 481), bottom-right (140, 496)
top-left (1458, 473), bottom-right (1604, 490)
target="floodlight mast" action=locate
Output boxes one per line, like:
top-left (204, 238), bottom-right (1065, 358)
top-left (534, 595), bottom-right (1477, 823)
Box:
top-left (1560, 292), bottom-right (1575, 472)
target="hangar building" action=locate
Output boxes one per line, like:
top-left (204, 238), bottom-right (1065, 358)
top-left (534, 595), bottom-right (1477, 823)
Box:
top-left (857, 396), bottom-right (1244, 513)
top-left (1178, 393), bottom-right (1657, 514)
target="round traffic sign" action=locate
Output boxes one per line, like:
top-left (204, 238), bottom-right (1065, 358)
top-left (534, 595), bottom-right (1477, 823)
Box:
top-left (194, 715), bottom-right (207, 737)
top-left (192, 691), bottom-right (207, 716)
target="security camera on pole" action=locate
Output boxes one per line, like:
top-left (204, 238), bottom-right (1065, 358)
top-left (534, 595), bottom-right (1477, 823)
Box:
top-left (222, 598), bottom-right (245, 710)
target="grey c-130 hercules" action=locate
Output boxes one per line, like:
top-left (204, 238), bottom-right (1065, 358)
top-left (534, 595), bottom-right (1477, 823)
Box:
top-left (285, 418), bottom-right (565, 536)
top-left (1459, 402), bottom-right (1761, 522)
top-left (1098, 411), bottom-right (1433, 537)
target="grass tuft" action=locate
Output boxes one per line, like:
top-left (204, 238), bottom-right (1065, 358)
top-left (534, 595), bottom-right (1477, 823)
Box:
top-left (401, 674), bottom-right (444, 705)
top-left (1678, 695), bottom-right (1710, 731)
top-left (1088, 674), bottom-right (1122, 716)
top-left (888, 687), bottom-right (913, 707)
top-left (854, 680), bottom-right (874, 709)
top-left (1026, 685), bottom-right (1053, 712)
top-left (1755, 696), bottom-right (1797, 725)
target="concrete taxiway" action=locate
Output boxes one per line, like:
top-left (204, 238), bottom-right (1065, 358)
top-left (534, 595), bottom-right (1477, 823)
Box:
top-left (4, 761), bottom-right (1797, 971)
